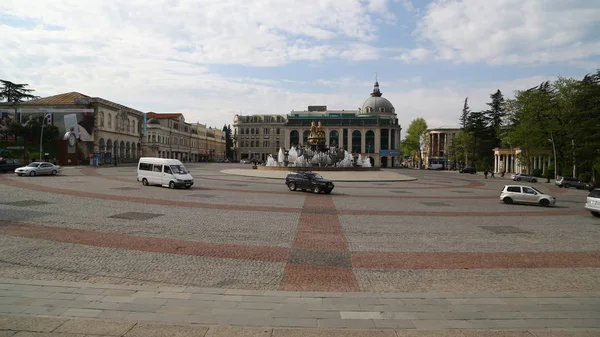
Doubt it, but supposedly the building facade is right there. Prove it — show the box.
[233,82,402,167]
[492,148,551,175]
[143,112,226,162]
[10,92,144,165]
[422,126,461,170]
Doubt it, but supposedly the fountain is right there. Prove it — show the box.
[260,121,379,171]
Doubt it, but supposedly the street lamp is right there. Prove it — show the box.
[40,113,52,161]
[548,132,558,181]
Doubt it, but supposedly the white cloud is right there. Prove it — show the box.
[399,0,600,66]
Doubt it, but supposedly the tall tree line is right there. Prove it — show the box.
[450,70,600,181]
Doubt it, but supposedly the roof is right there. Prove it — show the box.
[146,112,183,119]
[20,92,90,105]
[428,125,462,131]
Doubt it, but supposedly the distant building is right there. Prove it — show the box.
[143,112,225,162]
[233,81,402,167]
[422,125,461,170]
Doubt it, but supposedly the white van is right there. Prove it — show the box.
[137,157,194,189]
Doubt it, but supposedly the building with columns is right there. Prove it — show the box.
[492,148,552,175]
[422,126,461,170]
[233,81,402,167]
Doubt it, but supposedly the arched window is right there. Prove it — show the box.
[107,114,112,128]
[329,130,339,148]
[365,130,375,153]
[99,112,104,127]
[302,130,310,145]
[290,130,299,147]
[352,130,361,153]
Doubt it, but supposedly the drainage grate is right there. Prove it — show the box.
[289,248,352,268]
[478,226,533,234]
[1,200,52,207]
[451,190,472,194]
[226,183,248,187]
[390,190,411,194]
[111,187,141,191]
[421,202,450,207]
[374,183,390,186]
[108,212,164,220]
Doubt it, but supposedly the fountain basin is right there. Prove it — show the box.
[257,166,380,172]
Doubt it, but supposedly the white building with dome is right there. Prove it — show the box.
[233,82,402,167]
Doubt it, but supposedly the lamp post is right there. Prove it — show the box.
[39,113,52,161]
[549,132,558,181]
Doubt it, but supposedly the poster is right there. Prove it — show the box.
[63,114,80,139]
[19,108,94,142]
[0,110,16,141]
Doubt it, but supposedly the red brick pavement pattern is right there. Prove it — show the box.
[279,265,359,291]
[0,221,289,262]
[352,251,600,270]
[279,195,359,291]
[339,209,588,217]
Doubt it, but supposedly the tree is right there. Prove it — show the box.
[459,97,470,129]
[401,118,428,168]
[448,130,474,169]
[484,89,506,148]
[0,80,39,103]
[222,124,233,160]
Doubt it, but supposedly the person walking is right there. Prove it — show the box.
[484,169,489,179]
[490,168,495,179]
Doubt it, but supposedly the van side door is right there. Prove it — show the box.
[163,165,173,185]
[152,164,163,184]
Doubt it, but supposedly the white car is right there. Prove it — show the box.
[14,162,61,176]
[585,188,600,218]
[500,185,556,207]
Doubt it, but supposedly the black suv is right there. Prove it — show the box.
[459,167,477,174]
[555,176,587,189]
[0,158,21,173]
[285,172,334,194]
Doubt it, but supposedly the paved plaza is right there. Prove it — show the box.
[0,164,599,335]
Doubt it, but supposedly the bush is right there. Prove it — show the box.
[531,168,543,177]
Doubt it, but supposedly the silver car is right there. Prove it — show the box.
[511,173,538,183]
[500,185,556,207]
[14,162,61,176]
[585,188,600,218]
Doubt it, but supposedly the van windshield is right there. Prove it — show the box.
[170,165,187,174]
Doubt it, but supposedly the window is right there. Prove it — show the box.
[251,128,254,134]
[276,128,280,135]
[164,166,172,174]
[108,114,112,128]
[523,187,536,194]
[139,163,153,171]
[506,186,520,193]
[241,128,245,134]
[264,128,270,135]
[263,140,269,147]
[153,164,162,172]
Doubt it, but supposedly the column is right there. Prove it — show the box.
[338,128,343,149]
[347,129,352,153]
[361,129,366,153]
[374,129,381,154]
[494,155,498,172]
[284,130,290,149]
[388,129,392,152]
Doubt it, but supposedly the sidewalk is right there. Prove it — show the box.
[1,278,599,335]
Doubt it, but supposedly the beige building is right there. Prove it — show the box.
[233,82,402,167]
[12,92,143,165]
[492,148,551,174]
[143,112,226,162]
[421,126,461,169]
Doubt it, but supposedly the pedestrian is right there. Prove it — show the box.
[490,169,495,179]
[484,169,488,179]
[501,168,505,177]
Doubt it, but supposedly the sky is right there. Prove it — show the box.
[1,0,599,133]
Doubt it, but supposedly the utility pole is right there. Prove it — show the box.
[572,139,576,178]
[39,113,52,161]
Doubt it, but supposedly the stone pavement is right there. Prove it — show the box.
[1,278,599,334]
[220,168,417,182]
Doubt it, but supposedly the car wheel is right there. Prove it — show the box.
[29,171,35,177]
[313,185,320,194]
[288,182,296,191]
[503,197,513,204]
[325,188,332,194]
[17,174,22,176]
[532,179,537,183]
[539,199,550,207]
[185,186,191,189]
[591,211,600,218]
[51,170,57,175]
[516,178,521,181]
[169,181,176,189]
[564,184,570,188]
[142,178,149,186]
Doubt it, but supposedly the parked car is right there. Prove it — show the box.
[555,176,587,189]
[500,185,556,207]
[459,167,477,174]
[585,188,600,218]
[585,182,598,191]
[511,173,538,183]
[285,171,334,194]
[0,158,21,173]
[14,162,61,176]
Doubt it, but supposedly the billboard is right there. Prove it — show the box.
[0,109,16,141]
[19,108,94,142]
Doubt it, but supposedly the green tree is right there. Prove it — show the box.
[401,117,428,168]
[0,80,39,102]
[459,97,470,129]
[449,130,474,168]
[222,124,234,160]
